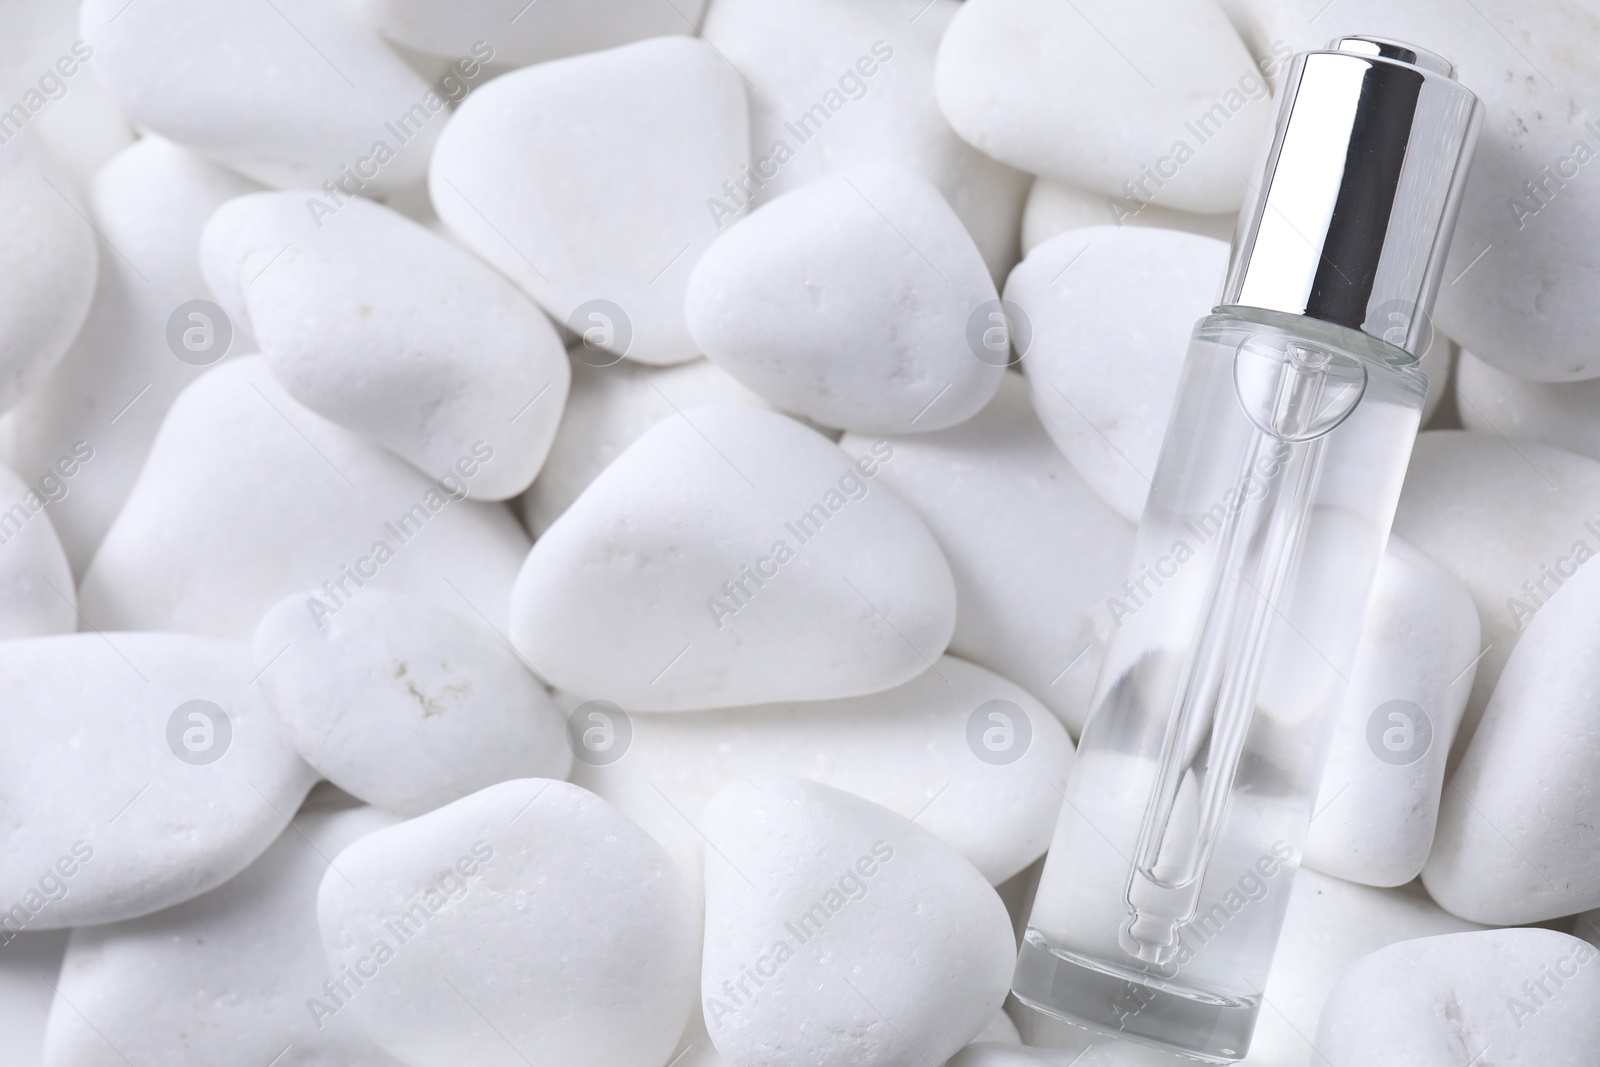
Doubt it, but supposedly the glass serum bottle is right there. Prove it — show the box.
[1013,37,1481,1063]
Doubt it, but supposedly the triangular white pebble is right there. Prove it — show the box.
[78,357,530,638]
[510,405,956,710]
[255,589,571,816]
[201,192,570,499]
[430,36,748,365]
[686,167,1003,434]
[316,779,699,1067]
[0,633,317,926]
[700,775,1014,1067]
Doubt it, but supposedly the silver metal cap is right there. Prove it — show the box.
[1221,35,1482,355]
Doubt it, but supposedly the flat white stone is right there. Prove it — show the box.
[511,405,956,710]
[1424,553,1600,923]
[430,36,748,365]
[81,0,441,193]
[1006,225,1231,522]
[569,655,1074,891]
[0,632,317,927]
[42,789,402,1067]
[0,136,260,573]
[935,0,1271,214]
[255,589,571,816]
[1391,430,1600,753]
[1314,929,1600,1066]
[1021,177,1235,255]
[686,167,1003,434]
[201,191,570,499]
[0,459,76,638]
[1304,536,1481,887]
[699,0,1029,280]
[1456,346,1600,460]
[701,775,1015,1067]
[317,778,699,1067]
[518,353,770,537]
[78,357,530,639]
[841,376,1135,733]
[355,0,708,66]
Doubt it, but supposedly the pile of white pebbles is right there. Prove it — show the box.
[2,1,1600,1065]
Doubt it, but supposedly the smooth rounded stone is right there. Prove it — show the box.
[0,142,96,415]
[317,778,699,1067]
[686,167,1004,434]
[699,0,1029,280]
[431,37,747,366]
[81,0,440,194]
[254,589,571,816]
[700,775,1014,1067]
[201,192,570,500]
[0,930,67,1067]
[840,376,1135,733]
[935,0,1270,214]
[1304,537,1480,888]
[0,137,260,574]
[1006,225,1231,522]
[512,405,956,710]
[1423,554,1600,924]
[570,655,1074,891]
[357,0,707,66]
[1456,347,1600,460]
[0,460,76,638]
[1021,177,1235,255]
[519,354,770,537]
[79,357,530,639]
[0,632,317,927]
[1314,929,1600,1066]
[1392,431,1600,752]
[1226,0,1600,382]
[42,789,402,1067]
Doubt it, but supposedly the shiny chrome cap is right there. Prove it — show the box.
[1221,35,1482,356]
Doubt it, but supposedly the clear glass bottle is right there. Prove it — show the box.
[1013,37,1481,1063]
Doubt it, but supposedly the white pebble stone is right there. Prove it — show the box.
[42,790,402,1067]
[1304,536,1480,888]
[686,167,1003,434]
[935,0,1270,214]
[1006,225,1231,522]
[841,376,1135,733]
[511,405,955,710]
[78,357,530,638]
[317,778,699,1067]
[430,36,747,365]
[519,353,770,537]
[255,589,571,817]
[0,141,96,415]
[1424,553,1600,924]
[0,460,76,638]
[82,0,441,193]
[200,191,570,499]
[699,0,1029,280]
[1021,177,1235,255]
[0,930,66,1067]
[570,655,1073,891]
[0,632,317,927]
[1314,929,1600,1066]
[0,137,260,573]
[1392,430,1600,751]
[358,0,706,65]
[1418,334,1452,427]
[1455,346,1600,460]
[700,775,1014,1067]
